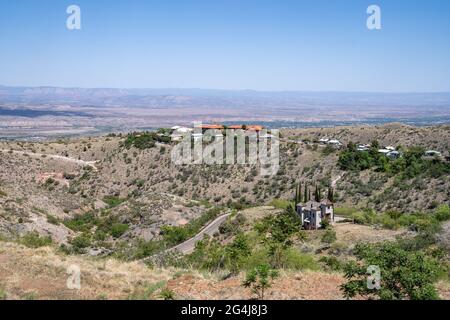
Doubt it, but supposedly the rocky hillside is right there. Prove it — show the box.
[0,124,449,248]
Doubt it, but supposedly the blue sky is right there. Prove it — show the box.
[0,0,449,92]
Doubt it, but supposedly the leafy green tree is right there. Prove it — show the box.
[224,233,251,274]
[256,206,301,248]
[254,205,302,267]
[341,242,444,300]
[187,237,227,271]
[370,140,380,150]
[242,264,279,300]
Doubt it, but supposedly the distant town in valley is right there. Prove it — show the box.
[1,86,449,140]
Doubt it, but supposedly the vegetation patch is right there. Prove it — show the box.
[103,196,126,208]
[161,207,224,246]
[123,131,170,150]
[338,142,449,180]
[20,232,52,248]
[341,240,447,300]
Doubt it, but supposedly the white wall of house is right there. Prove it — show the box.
[297,203,334,230]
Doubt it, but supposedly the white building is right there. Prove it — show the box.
[170,126,193,142]
[296,200,334,230]
[357,144,370,151]
[425,150,442,157]
[387,150,402,159]
[378,149,391,155]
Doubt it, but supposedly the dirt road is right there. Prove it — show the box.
[0,149,98,170]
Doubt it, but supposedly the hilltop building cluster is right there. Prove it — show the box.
[169,124,266,142]
[318,137,447,161]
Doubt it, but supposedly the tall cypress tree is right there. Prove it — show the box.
[297,183,302,203]
[315,185,322,202]
[328,187,334,202]
[294,182,303,204]
[294,184,298,203]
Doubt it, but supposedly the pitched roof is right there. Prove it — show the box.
[298,201,322,210]
[297,199,333,209]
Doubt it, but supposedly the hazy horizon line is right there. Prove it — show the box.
[2,84,450,95]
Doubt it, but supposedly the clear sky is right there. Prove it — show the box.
[0,0,449,92]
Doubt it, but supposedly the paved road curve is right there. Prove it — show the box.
[169,212,231,255]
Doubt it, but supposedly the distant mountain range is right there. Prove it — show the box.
[1,85,450,108]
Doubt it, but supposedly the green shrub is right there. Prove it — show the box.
[321,229,337,244]
[322,145,336,156]
[94,229,107,241]
[110,223,129,238]
[378,214,400,230]
[334,207,359,218]
[63,212,97,232]
[242,264,279,300]
[338,143,450,179]
[269,199,292,210]
[128,281,167,300]
[103,196,125,208]
[70,234,92,253]
[130,240,165,260]
[319,256,343,271]
[223,233,251,273]
[46,214,60,225]
[243,248,270,271]
[161,207,224,246]
[0,288,6,300]
[280,248,318,270]
[159,288,175,300]
[435,204,450,222]
[341,241,445,300]
[161,225,190,246]
[20,232,52,248]
[320,219,330,229]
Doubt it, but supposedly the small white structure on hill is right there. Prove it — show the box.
[327,139,341,146]
[425,150,442,157]
[387,150,401,160]
[296,200,334,230]
[357,144,370,151]
[378,148,391,155]
[170,126,193,142]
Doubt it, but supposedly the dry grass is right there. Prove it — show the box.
[0,241,175,300]
[166,270,346,300]
[333,223,406,244]
[0,240,347,300]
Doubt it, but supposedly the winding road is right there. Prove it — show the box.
[0,149,98,170]
[331,175,342,188]
[168,212,231,255]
